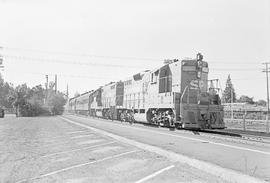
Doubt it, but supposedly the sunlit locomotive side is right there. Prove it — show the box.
[89,88,102,117]
[68,97,77,113]
[120,71,149,123]
[118,53,224,128]
[100,81,124,120]
[118,65,181,126]
[144,59,181,127]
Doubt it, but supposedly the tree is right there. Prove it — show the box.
[11,84,40,116]
[27,85,47,116]
[0,74,66,116]
[46,91,66,115]
[237,95,255,104]
[74,91,80,97]
[0,74,14,108]
[257,99,267,106]
[222,75,236,103]
[11,84,47,116]
[12,84,31,116]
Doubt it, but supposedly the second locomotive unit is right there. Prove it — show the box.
[69,53,225,129]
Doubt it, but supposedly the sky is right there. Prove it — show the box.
[0,0,269,100]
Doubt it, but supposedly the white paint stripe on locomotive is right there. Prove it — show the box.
[135,165,175,183]
[70,115,270,156]
[41,141,116,158]
[60,116,267,183]
[15,150,139,183]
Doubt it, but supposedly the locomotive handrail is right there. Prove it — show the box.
[180,85,190,105]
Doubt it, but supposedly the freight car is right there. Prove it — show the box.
[69,53,225,129]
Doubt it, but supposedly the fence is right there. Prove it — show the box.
[224,118,269,133]
[3,108,16,114]
[223,103,269,133]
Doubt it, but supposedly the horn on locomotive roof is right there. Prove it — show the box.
[196,53,203,61]
[163,59,179,65]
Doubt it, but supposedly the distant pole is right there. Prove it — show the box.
[262,63,270,133]
[45,75,48,103]
[0,55,3,70]
[45,75,48,90]
[55,74,57,93]
[243,106,246,131]
[67,84,69,98]
[231,87,233,120]
[0,47,4,72]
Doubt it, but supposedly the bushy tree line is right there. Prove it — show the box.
[0,74,67,116]
[0,75,14,109]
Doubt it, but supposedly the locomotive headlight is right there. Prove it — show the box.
[197,71,202,78]
[202,67,209,73]
[197,61,203,68]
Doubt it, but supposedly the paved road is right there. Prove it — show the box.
[62,114,270,182]
[0,116,228,183]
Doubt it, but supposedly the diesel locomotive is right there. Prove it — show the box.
[68,53,225,129]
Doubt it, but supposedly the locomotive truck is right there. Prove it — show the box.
[68,53,225,129]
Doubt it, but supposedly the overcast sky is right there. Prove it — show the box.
[0,0,269,100]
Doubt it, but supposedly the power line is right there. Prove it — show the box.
[7,71,119,80]
[1,46,161,62]
[1,46,264,65]
[5,70,265,82]
[2,54,263,71]
[3,55,147,69]
[211,68,261,71]
[232,77,265,81]
[210,62,260,65]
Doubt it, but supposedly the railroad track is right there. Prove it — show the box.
[196,129,270,143]
[70,113,270,144]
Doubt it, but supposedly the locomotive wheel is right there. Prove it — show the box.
[175,123,181,129]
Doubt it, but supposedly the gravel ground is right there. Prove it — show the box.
[0,116,229,183]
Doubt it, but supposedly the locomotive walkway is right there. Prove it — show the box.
[0,115,269,182]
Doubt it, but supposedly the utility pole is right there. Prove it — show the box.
[45,75,48,104]
[45,75,48,91]
[55,74,57,93]
[66,84,69,98]
[0,55,3,69]
[262,63,270,134]
[0,47,4,72]
[231,87,233,120]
